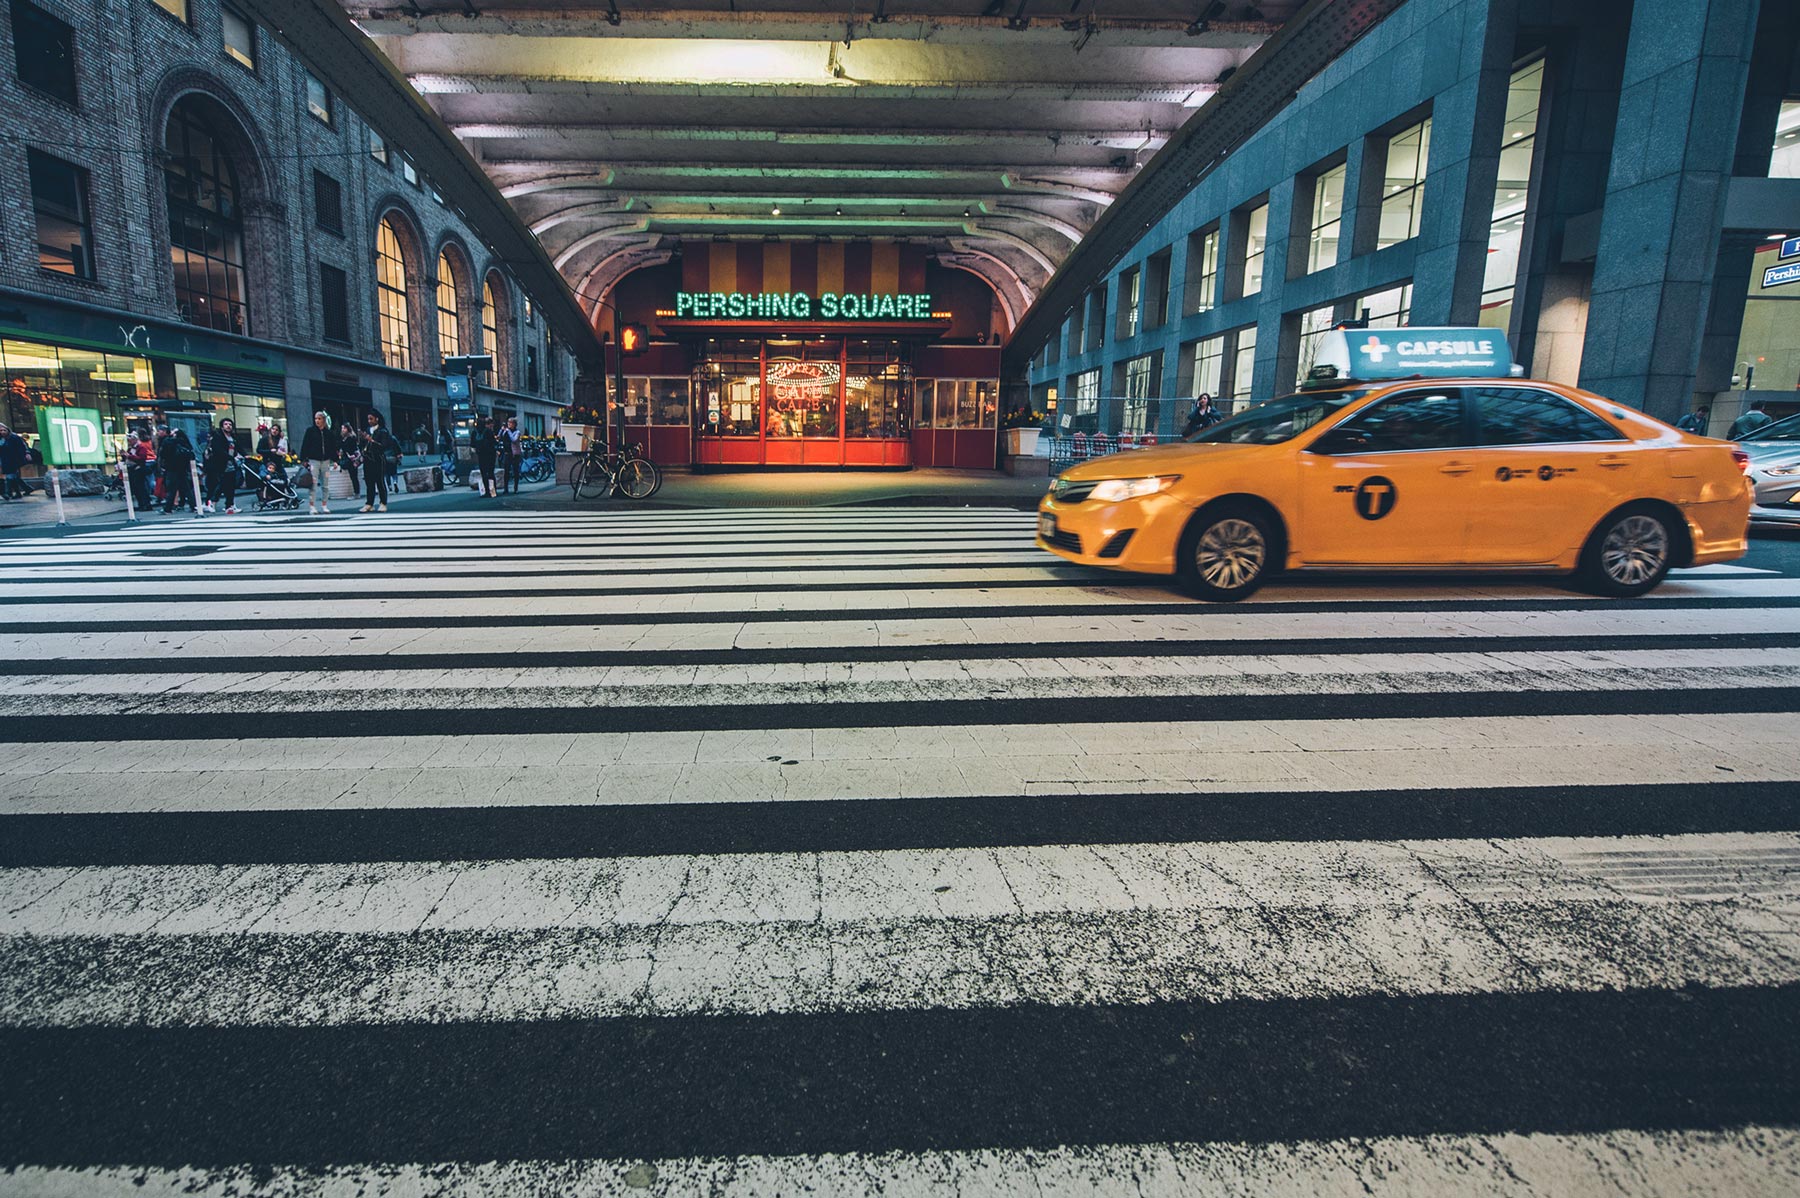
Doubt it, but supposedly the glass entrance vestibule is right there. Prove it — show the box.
[693,337,914,467]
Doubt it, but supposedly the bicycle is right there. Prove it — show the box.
[571,441,662,501]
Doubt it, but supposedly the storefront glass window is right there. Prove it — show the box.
[1734,238,1800,396]
[914,380,935,429]
[846,344,908,438]
[1,339,156,455]
[766,339,841,437]
[698,340,760,436]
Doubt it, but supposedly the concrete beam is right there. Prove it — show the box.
[484,162,1135,182]
[453,124,1172,151]
[411,74,1222,105]
[350,9,1277,50]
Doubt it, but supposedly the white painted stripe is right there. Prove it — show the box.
[2,834,1797,1026]
[3,654,1795,715]
[10,1128,1796,1198]
[6,713,1798,811]
[11,603,1800,661]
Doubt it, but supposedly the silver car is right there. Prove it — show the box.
[1739,412,1800,527]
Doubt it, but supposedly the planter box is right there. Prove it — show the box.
[403,466,443,493]
[1005,428,1042,456]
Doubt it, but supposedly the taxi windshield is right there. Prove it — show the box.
[1185,388,1374,446]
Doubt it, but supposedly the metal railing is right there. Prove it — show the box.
[1039,395,1239,468]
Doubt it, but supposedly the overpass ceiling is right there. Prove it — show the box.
[342,2,1302,319]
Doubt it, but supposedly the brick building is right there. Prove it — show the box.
[1,0,575,455]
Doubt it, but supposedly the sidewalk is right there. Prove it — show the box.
[506,467,1049,511]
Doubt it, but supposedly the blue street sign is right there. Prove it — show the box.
[445,374,471,400]
[1780,236,1800,261]
[1763,261,1800,289]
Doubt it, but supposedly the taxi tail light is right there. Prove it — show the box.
[1731,449,1751,474]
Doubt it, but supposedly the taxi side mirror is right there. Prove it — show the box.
[1311,428,1371,455]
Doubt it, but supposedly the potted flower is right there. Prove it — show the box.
[1002,406,1045,456]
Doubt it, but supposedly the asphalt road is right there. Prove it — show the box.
[1,507,1797,1196]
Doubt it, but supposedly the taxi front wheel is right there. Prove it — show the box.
[1578,503,1676,597]
[1177,504,1276,602]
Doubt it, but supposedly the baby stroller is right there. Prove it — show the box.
[249,456,301,511]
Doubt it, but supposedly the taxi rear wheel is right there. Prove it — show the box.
[1177,505,1275,601]
[1579,503,1676,597]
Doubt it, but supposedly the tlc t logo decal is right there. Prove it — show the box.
[1354,475,1397,520]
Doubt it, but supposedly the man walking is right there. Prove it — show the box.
[1729,401,1774,440]
[502,416,525,493]
[0,424,26,501]
[159,426,197,514]
[299,410,339,514]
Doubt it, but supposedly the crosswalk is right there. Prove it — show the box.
[2,506,1798,1196]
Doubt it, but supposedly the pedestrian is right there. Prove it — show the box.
[502,416,525,494]
[472,415,498,498]
[1676,405,1710,434]
[0,423,25,500]
[1728,401,1773,440]
[125,428,156,508]
[338,422,361,494]
[159,427,197,514]
[256,423,288,487]
[203,418,240,515]
[360,411,400,512]
[436,425,453,456]
[299,410,339,515]
[413,423,431,457]
[1183,393,1223,438]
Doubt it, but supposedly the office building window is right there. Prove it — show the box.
[400,156,419,187]
[1306,162,1346,274]
[312,170,342,235]
[1191,335,1224,399]
[319,263,350,344]
[526,342,540,392]
[436,251,462,359]
[1229,326,1256,405]
[12,1,76,105]
[1073,368,1100,400]
[481,277,500,353]
[1084,288,1105,354]
[1119,267,1141,339]
[165,99,249,334]
[1482,58,1545,334]
[1144,249,1172,328]
[1358,282,1413,328]
[1295,304,1337,388]
[523,294,535,326]
[1186,226,1219,314]
[1242,203,1269,297]
[370,128,389,167]
[1121,353,1157,433]
[221,4,255,71]
[305,71,332,125]
[376,217,411,370]
[429,182,444,206]
[151,0,188,22]
[27,150,93,279]
[1378,117,1431,248]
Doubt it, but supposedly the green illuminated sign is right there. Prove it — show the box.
[36,406,108,466]
[674,291,935,320]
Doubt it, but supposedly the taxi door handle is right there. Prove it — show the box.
[1598,455,1629,469]
[1438,461,1473,475]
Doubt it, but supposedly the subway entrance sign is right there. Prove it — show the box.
[36,406,108,466]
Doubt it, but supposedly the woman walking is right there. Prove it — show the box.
[203,418,240,515]
[338,422,361,495]
[471,416,499,498]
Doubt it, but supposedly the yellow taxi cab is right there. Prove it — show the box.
[1037,328,1752,601]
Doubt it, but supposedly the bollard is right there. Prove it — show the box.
[49,466,67,526]
[190,460,206,518]
[118,459,138,524]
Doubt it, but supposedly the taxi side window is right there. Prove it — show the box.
[1475,387,1622,445]
[1323,389,1465,453]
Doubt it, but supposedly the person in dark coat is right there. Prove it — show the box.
[299,411,340,515]
[125,428,156,508]
[337,422,361,494]
[0,424,26,500]
[1183,393,1223,438]
[471,416,499,498]
[359,411,401,512]
[203,418,239,514]
[159,427,197,513]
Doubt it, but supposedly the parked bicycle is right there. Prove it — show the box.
[571,440,661,501]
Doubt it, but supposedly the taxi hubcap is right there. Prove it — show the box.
[1601,514,1668,586]
[1196,518,1266,589]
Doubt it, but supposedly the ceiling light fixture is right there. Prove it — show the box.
[771,205,782,216]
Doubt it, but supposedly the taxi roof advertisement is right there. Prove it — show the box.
[1317,327,1515,381]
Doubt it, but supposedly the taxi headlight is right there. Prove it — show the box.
[1765,463,1800,477]
[1088,475,1181,502]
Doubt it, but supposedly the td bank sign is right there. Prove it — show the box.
[673,291,936,320]
[36,406,108,466]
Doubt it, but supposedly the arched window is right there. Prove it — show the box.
[481,272,508,388]
[376,217,410,370]
[165,98,249,335]
[436,250,461,359]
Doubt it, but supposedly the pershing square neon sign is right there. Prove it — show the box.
[674,291,935,320]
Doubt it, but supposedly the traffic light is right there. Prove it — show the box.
[619,323,648,355]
